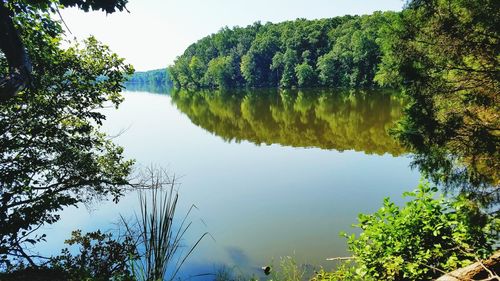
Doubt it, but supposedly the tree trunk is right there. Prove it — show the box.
[0,2,32,101]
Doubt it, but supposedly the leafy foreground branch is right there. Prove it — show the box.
[0,35,134,268]
[0,0,137,271]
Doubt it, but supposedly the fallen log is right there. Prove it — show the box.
[436,251,500,281]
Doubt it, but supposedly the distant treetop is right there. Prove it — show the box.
[168,12,398,90]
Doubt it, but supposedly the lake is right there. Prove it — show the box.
[39,88,420,279]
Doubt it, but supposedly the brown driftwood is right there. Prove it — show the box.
[436,251,500,281]
[326,256,354,261]
[0,2,32,101]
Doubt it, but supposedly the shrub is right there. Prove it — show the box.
[342,182,498,280]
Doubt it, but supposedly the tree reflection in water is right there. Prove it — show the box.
[171,88,406,156]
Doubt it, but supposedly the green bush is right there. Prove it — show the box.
[341,182,498,280]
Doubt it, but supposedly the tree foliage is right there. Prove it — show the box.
[204,56,236,88]
[0,0,133,267]
[379,0,500,198]
[0,0,129,99]
[126,69,171,86]
[125,68,172,93]
[341,182,498,281]
[47,230,137,281]
[169,13,398,89]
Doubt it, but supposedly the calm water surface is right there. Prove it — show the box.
[40,89,420,279]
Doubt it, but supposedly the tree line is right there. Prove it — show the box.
[125,69,172,87]
[124,69,172,93]
[168,12,398,89]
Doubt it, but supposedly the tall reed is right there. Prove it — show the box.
[122,167,208,281]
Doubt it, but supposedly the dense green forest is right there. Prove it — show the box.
[126,69,172,88]
[168,12,397,89]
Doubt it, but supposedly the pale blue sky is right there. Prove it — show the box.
[61,0,404,71]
